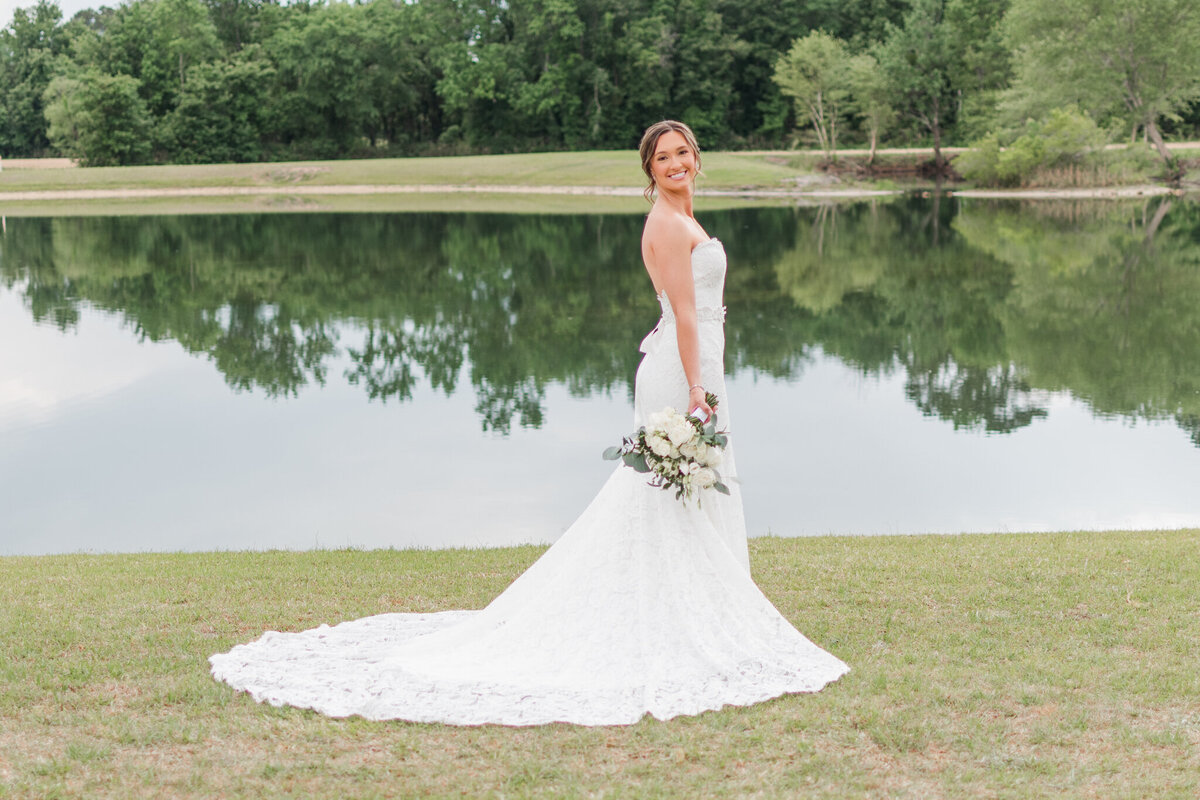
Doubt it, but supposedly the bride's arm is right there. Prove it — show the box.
[649,223,713,419]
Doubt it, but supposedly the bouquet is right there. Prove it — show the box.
[603,391,731,504]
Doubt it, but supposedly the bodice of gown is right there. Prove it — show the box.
[655,238,727,326]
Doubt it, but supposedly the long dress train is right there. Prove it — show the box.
[209,238,849,726]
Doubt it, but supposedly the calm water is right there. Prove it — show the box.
[3,196,1200,555]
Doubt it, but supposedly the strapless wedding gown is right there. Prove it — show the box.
[210,238,849,725]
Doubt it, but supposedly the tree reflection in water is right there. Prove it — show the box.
[1,196,1198,443]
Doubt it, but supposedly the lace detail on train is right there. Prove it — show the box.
[209,237,849,726]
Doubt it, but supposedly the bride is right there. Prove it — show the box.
[210,121,849,726]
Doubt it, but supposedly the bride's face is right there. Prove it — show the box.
[651,131,697,193]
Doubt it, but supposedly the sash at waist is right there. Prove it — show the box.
[638,306,726,355]
[660,305,727,325]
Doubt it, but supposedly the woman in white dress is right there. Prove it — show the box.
[210,120,849,726]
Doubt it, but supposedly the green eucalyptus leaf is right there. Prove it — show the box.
[625,452,650,473]
[602,446,623,460]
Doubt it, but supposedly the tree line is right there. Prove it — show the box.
[2,0,1199,167]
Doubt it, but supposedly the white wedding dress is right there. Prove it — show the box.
[210,238,849,725]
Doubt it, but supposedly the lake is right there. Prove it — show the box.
[3,195,1200,555]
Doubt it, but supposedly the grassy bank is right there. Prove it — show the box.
[0,190,813,218]
[2,530,1198,799]
[0,151,826,194]
[2,147,1190,218]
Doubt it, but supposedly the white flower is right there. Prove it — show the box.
[679,441,698,459]
[666,419,696,447]
[687,462,702,475]
[695,467,717,488]
[648,435,672,458]
[648,410,669,429]
[702,446,722,468]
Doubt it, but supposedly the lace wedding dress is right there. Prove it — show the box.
[210,238,849,725]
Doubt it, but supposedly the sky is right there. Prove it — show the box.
[2,0,99,30]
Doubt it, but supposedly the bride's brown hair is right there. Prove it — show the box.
[638,120,702,204]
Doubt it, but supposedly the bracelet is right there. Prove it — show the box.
[689,384,704,392]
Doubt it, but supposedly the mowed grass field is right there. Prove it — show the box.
[0,190,810,218]
[0,151,818,194]
[1,530,1197,799]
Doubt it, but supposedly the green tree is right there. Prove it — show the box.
[846,53,895,163]
[167,45,274,163]
[1004,0,1200,165]
[41,73,83,154]
[266,3,378,157]
[773,31,851,158]
[202,0,269,51]
[875,0,958,170]
[43,70,152,165]
[150,0,223,91]
[0,0,66,156]
[944,0,1011,142]
[716,0,910,144]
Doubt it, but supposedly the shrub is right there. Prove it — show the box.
[959,107,1111,187]
[954,133,1002,184]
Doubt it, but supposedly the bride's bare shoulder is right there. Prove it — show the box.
[641,211,692,259]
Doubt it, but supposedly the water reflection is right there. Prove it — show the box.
[1,196,1199,446]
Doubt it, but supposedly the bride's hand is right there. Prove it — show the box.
[688,385,713,421]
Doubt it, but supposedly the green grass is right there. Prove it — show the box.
[0,151,822,194]
[0,190,809,218]
[2,530,1198,798]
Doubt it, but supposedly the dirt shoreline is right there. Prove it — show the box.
[0,183,1178,203]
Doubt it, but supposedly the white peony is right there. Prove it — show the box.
[648,410,669,429]
[695,467,717,488]
[648,435,673,458]
[679,441,698,459]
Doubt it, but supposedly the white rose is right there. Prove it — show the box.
[648,435,673,458]
[679,441,698,459]
[666,419,695,447]
[702,446,722,468]
[688,462,702,475]
[649,411,669,429]
[695,467,717,488]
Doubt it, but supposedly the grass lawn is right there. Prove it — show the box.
[1,530,1197,799]
[0,151,827,194]
[0,190,810,218]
